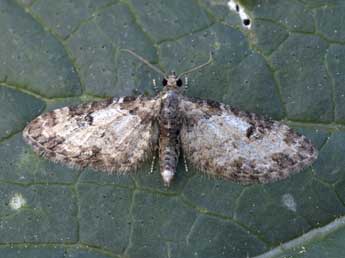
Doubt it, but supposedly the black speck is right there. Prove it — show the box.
[243,19,251,26]
[85,114,93,125]
[129,107,138,115]
[246,125,255,138]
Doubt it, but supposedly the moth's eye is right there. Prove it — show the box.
[176,79,183,87]
[162,79,168,86]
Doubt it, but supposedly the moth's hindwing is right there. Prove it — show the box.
[23,96,160,172]
[179,97,318,184]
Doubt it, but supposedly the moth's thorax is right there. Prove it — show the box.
[162,85,182,92]
[158,90,182,186]
[160,89,180,100]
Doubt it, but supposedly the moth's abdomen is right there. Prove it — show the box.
[159,91,181,186]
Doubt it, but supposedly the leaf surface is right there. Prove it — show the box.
[1,0,345,257]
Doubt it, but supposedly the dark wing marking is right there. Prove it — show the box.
[23,96,161,173]
[179,96,318,184]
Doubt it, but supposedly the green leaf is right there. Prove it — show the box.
[254,217,345,258]
[0,0,344,257]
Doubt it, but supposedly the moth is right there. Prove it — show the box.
[23,49,318,187]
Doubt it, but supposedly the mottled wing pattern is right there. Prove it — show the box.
[23,96,160,173]
[179,97,318,184]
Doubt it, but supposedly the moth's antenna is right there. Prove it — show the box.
[178,52,213,78]
[121,49,166,77]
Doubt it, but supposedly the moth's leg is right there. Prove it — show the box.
[152,79,158,93]
[150,152,157,174]
[183,77,189,93]
[183,151,189,173]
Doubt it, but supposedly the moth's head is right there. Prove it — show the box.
[121,49,213,92]
[162,72,183,90]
